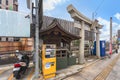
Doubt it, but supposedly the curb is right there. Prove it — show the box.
[31,59,100,80]
[50,59,100,80]
[84,59,100,68]
[61,59,100,80]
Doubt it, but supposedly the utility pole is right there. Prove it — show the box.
[92,12,97,21]
[38,0,43,75]
[92,12,94,21]
[26,0,43,78]
[35,0,39,78]
[109,17,112,55]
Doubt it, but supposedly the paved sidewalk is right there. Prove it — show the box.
[106,56,120,80]
[0,50,117,80]
[63,51,120,80]
[49,57,99,80]
[33,50,117,80]
[31,56,100,80]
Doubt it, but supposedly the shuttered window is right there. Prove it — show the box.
[0,0,1,4]
[6,0,8,5]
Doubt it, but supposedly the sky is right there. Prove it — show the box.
[18,0,120,41]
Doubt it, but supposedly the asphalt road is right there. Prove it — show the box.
[0,67,33,80]
[0,69,12,80]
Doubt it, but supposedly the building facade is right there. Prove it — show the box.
[117,30,120,44]
[0,0,18,11]
[118,30,120,38]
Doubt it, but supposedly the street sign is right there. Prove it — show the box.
[0,9,30,37]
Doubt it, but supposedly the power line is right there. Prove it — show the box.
[92,0,105,20]
[95,0,105,13]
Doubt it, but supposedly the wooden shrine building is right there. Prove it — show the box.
[39,16,81,69]
[40,16,80,50]
[31,15,97,69]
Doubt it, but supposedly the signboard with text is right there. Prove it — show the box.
[0,9,30,37]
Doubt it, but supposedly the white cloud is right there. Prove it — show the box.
[97,17,120,41]
[114,13,120,20]
[43,0,68,12]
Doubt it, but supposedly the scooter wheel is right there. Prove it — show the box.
[16,74,21,79]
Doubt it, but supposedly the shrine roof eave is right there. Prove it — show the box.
[40,19,81,40]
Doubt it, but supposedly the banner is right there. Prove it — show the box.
[0,9,30,37]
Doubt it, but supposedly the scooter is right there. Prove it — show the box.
[13,54,29,79]
[13,61,27,79]
[13,62,22,79]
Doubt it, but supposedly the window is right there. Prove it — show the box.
[6,0,8,5]
[6,38,8,41]
[13,4,18,11]
[14,37,20,41]
[6,7,8,10]
[13,0,17,3]
[13,0,15,3]
[0,0,2,4]
[61,42,63,47]
[8,37,14,41]
[1,37,6,41]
